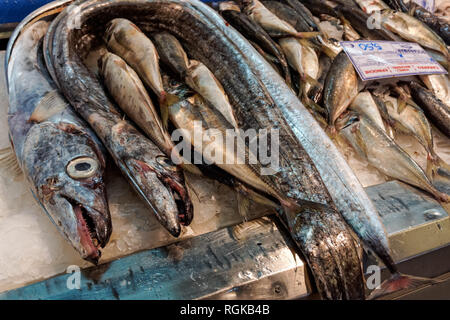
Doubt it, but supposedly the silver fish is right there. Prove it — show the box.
[185,60,239,128]
[104,18,167,101]
[7,20,111,264]
[342,115,449,202]
[381,10,449,58]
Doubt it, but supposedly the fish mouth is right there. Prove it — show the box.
[124,158,193,237]
[62,196,111,264]
[162,171,194,227]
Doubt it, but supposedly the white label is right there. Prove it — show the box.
[341,41,447,81]
[412,0,435,12]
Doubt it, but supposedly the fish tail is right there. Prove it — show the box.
[427,153,450,181]
[368,272,442,300]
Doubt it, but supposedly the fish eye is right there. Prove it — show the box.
[156,156,178,171]
[66,157,100,179]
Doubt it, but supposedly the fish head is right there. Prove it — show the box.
[111,121,193,237]
[104,18,140,45]
[23,122,110,264]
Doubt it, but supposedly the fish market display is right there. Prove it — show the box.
[7,21,111,264]
[44,0,369,299]
[4,0,450,301]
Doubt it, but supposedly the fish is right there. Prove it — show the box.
[420,74,450,108]
[323,51,359,132]
[164,76,365,300]
[383,95,446,179]
[384,0,410,12]
[425,48,449,70]
[49,0,425,299]
[185,60,239,128]
[380,10,449,58]
[336,6,401,41]
[196,0,440,296]
[281,0,320,31]
[350,92,388,133]
[409,81,450,138]
[150,33,239,129]
[372,93,396,139]
[308,54,332,104]
[98,51,174,158]
[47,3,194,237]
[278,37,319,99]
[239,0,319,38]
[219,2,292,85]
[262,1,313,33]
[342,115,449,202]
[168,93,283,201]
[354,0,389,14]
[104,18,167,102]
[340,15,362,41]
[299,0,341,18]
[151,31,191,80]
[260,1,338,58]
[409,3,450,45]
[7,20,111,264]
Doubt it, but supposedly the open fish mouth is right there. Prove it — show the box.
[62,195,111,264]
[124,158,193,237]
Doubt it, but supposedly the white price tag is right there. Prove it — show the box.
[341,41,447,81]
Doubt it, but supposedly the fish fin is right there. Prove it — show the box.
[234,181,279,212]
[397,97,407,114]
[368,273,442,300]
[29,90,68,123]
[160,93,179,129]
[0,147,22,177]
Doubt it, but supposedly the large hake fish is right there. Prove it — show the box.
[192,0,439,296]
[47,3,193,237]
[7,20,111,264]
